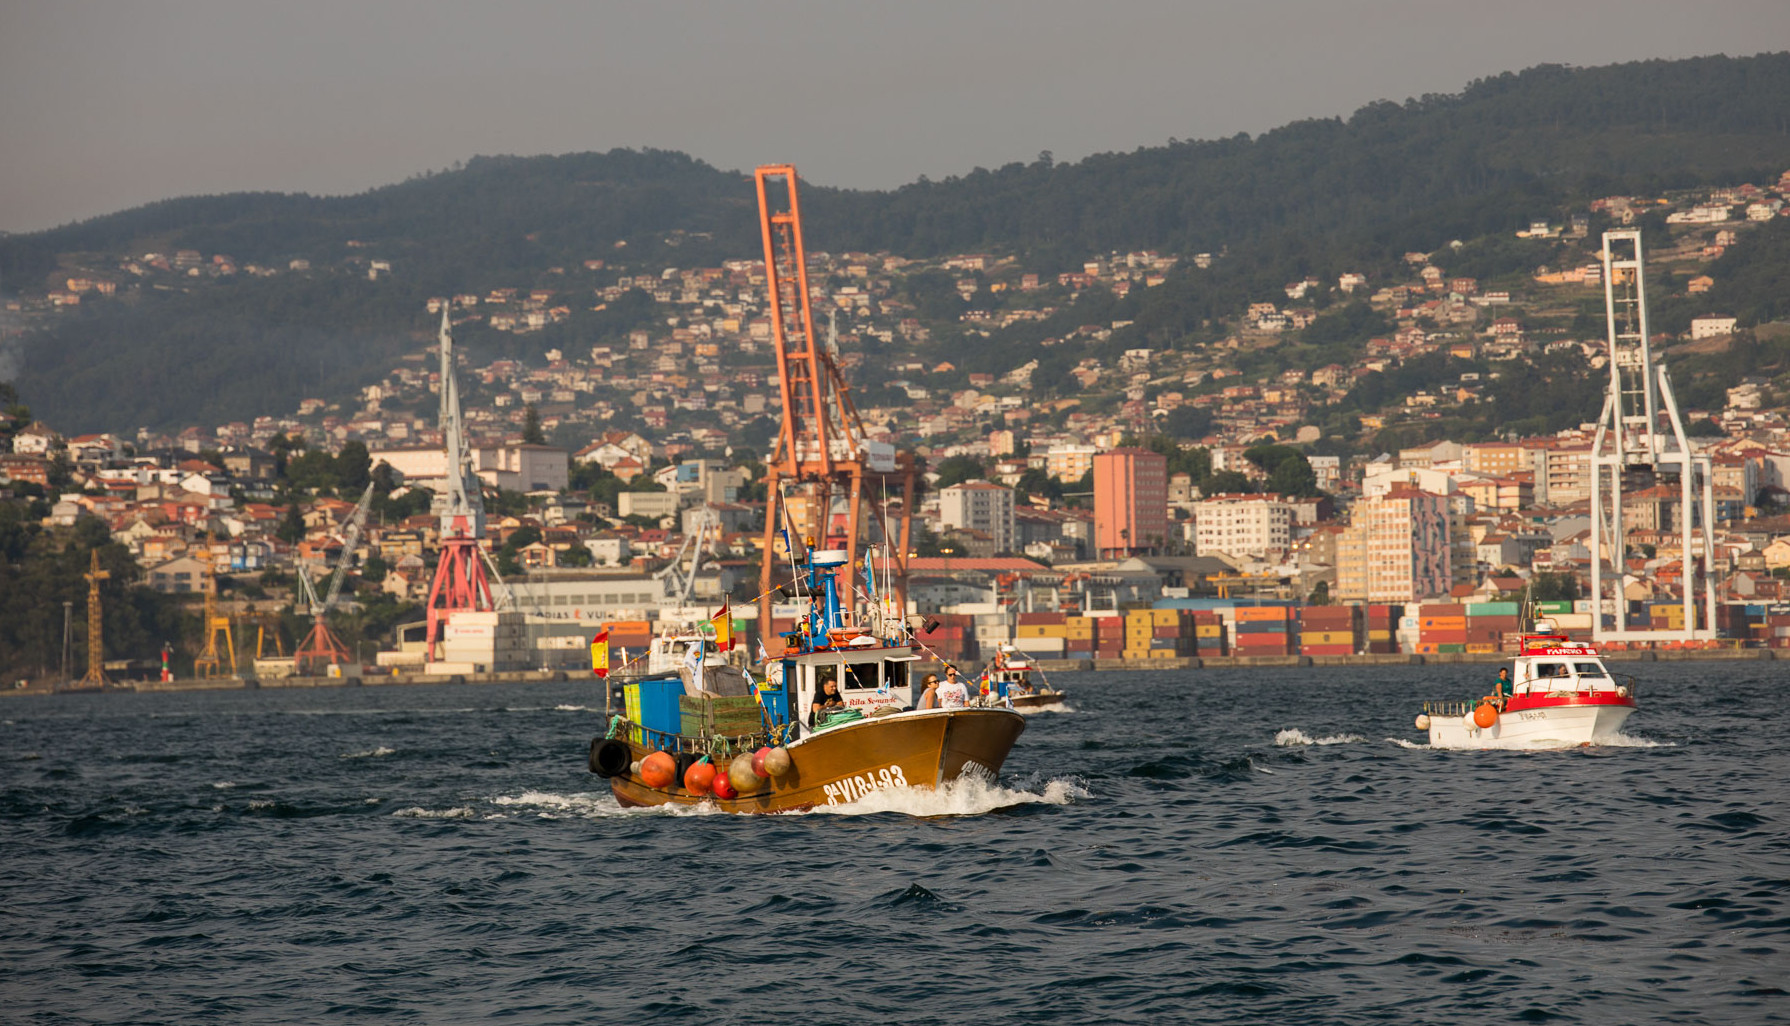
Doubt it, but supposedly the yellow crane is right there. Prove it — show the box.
[193,567,237,679]
[74,550,111,688]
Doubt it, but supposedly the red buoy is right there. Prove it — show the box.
[711,771,739,800]
[683,760,716,795]
[751,746,772,779]
[640,750,677,789]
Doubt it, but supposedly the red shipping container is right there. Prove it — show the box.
[1420,629,1469,644]
[1301,644,1354,656]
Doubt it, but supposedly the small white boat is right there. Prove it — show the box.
[977,647,1068,712]
[1416,622,1637,748]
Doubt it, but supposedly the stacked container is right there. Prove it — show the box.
[1415,603,1467,654]
[1297,605,1358,656]
[926,613,977,663]
[1093,614,1124,661]
[1189,610,1225,656]
[1363,604,1400,654]
[1065,616,1095,658]
[1232,606,1294,656]
[1014,612,1069,659]
[1648,602,1686,633]
[1465,601,1520,654]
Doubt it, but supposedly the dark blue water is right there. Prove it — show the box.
[4,664,1787,1025]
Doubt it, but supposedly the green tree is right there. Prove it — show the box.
[276,503,305,544]
[522,404,546,445]
[932,455,986,489]
[336,441,372,492]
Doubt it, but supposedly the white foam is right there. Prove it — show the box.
[1275,728,1367,747]
[811,775,1088,818]
[1393,732,1675,751]
[391,805,479,819]
[554,704,601,713]
[1017,702,1076,715]
[212,781,235,790]
[1594,732,1674,748]
[340,747,395,759]
[490,789,719,818]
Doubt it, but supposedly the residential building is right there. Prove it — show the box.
[1093,448,1168,559]
[1044,444,1099,482]
[1193,493,1292,560]
[938,480,1017,554]
[1351,485,1451,602]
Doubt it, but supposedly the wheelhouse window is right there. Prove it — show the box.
[1534,662,1567,678]
[1573,662,1605,676]
[843,661,879,691]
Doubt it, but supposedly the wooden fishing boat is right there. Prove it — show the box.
[587,549,1026,812]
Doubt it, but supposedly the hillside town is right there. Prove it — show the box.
[6,173,1790,678]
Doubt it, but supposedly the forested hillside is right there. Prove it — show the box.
[4,53,1790,432]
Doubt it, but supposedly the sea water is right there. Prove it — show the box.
[3,664,1785,1024]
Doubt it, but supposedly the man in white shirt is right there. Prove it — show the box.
[936,665,969,709]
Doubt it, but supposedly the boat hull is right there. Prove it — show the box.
[606,707,1026,813]
[1010,691,1068,712]
[1428,699,1635,748]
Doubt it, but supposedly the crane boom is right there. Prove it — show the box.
[322,483,376,613]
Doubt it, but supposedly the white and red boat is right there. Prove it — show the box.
[1415,622,1638,748]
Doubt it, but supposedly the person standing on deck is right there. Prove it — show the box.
[685,639,705,692]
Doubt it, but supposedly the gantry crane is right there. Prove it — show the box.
[422,307,508,661]
[193,564,238,679]
[1589,230,1715,640]
[753,165,918,639]
[294,482,375,674]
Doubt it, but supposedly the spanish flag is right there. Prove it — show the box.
[711,600,733,650]
[590,629,610,678]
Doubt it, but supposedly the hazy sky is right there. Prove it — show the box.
[3,1,1788,233]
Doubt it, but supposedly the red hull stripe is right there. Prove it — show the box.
[1506,693,1636,712]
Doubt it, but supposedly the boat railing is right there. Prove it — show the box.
[1422,700,1476,718]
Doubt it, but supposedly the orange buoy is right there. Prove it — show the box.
[639,750,677,789]
[711,771,738,800]
[683,759,716,795]
[1473,703,1498,729]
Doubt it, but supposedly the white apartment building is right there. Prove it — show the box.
[938,480,1017,553]
[1044,444,1099,482]
[1194,493,1292,560]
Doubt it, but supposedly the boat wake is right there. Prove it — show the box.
[436,777,1091,822]
[813,774,1088,818]
[340,746,395,759]
[1393,732,1674,752]
[1017,702,1076,715]
[1275,728,1367,747]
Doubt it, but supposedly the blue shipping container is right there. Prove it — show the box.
[635,676,686,735]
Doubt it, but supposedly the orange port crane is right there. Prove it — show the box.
[754,165,917,639]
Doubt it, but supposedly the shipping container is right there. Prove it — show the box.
[1300,644,1354,657]
[1300,630,1355,646]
